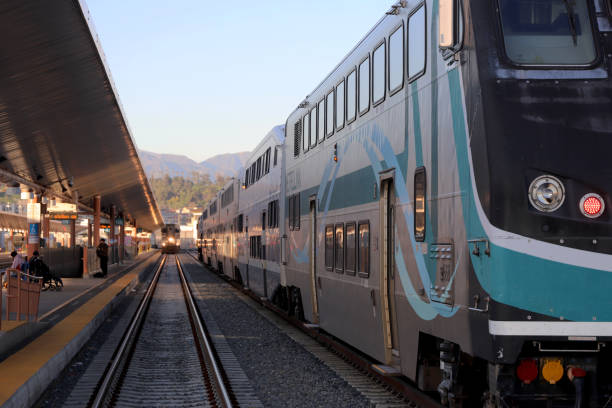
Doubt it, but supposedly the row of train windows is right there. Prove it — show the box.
[325,221,370,278]
[249,236,264,259]
[245,147,271,188]
[245,146,279,189]
[234,199,279,234]
[295,4,426,156]
[210,200,217,215]
[221,186,234,208]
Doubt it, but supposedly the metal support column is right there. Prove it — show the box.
[110,205,116,264]
[70,219,76,248]
[93,195,101,247]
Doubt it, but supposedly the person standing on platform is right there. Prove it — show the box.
[95,238,109,278]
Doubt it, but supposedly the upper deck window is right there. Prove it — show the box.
[498,0,596,66]
[372,42,386,104]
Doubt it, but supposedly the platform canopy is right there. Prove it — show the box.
[0,1,162,231]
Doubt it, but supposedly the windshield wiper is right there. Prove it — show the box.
[563,0,578,45]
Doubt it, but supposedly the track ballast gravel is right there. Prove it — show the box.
[180,254,370,408]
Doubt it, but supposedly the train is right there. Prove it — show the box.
[161,223,180,254]
[198,1,612,406]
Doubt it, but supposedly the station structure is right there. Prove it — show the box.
[0,3,166,406]
[0,0,162,274]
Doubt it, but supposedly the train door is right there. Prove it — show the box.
[380,173,400,366]
[309,196,319,323]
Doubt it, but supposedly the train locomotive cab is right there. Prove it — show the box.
[466,0,612,405]
[161,224,180,254]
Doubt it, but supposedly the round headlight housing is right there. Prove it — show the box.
[528,175,565,212]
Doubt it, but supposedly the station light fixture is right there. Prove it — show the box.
[580,193,605,218]
[528,175,565,212]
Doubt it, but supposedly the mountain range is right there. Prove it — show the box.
[139,149,250,179]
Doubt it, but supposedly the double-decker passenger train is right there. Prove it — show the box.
[198,1,612,405]
[161,223,180,254]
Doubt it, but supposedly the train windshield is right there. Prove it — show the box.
[498,0,596,65]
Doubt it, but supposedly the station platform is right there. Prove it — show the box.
[0,250,160,408]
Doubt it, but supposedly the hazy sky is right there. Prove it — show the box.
[86,1,395,162]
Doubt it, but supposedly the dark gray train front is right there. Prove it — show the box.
[464,0,612,404]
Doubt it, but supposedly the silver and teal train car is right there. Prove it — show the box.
[215,177,241,279]
[201,197,220,267]
[235,126,284,298]
[281,0,612,405]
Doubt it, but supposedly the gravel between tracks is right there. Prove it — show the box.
[180,254,370,408]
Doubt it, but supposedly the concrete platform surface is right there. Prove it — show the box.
[0,250,159,408]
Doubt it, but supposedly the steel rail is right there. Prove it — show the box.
[184,249,440,408]
[175,255,233,408]
[90,254,167,408]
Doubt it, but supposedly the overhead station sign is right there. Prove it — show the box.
[48,202,78,220]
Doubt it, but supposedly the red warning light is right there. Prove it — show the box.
[516,359,538,384]
[580,193,605,218]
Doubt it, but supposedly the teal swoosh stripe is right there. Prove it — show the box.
[447,67,612,322]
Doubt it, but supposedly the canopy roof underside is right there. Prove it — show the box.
[0,1,161,231]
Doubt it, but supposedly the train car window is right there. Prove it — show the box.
[334,223,344,273]
[245,169,249,188]
[289,194,300,230]
[303,113,310,152]
[238,214,243,232]
[326,91,334,138]
[317,100,325,141]
[325,225,334,270]
[346,70,356,123]
[293,120,301,158]
[256,156,262,180]
[358,222,370,278]
[262,211,266,231]
[408,5,426,80]
[345,222,356,275]
[372,42,386,105]
[439,0,456,48]
[273,146,278,166]
[266,148,271,174]
[288,196,294,230]
[335,79,345,131]
[358,56,370,115]
[294,193,301,230]
[498,0,596,65]
[251,163,256,185]
[607,0,612,17]
[310,107,317,148]
[414,167,426,241]
[389,24,404,93]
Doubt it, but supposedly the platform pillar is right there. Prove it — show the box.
[87,220,93,247]
[93,195,101,247]
[110,205,116,264]
[26,195,40,258]
[119,221,125,263]
[70,219,76,248]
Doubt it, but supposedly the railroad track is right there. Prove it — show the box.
[185,250,440,408]
[90,254,233,408]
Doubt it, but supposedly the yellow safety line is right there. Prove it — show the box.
[0,271,138,405]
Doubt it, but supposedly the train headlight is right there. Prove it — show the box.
[528,175,565,212]
[169,238,175,243]
[580,193,605,218]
